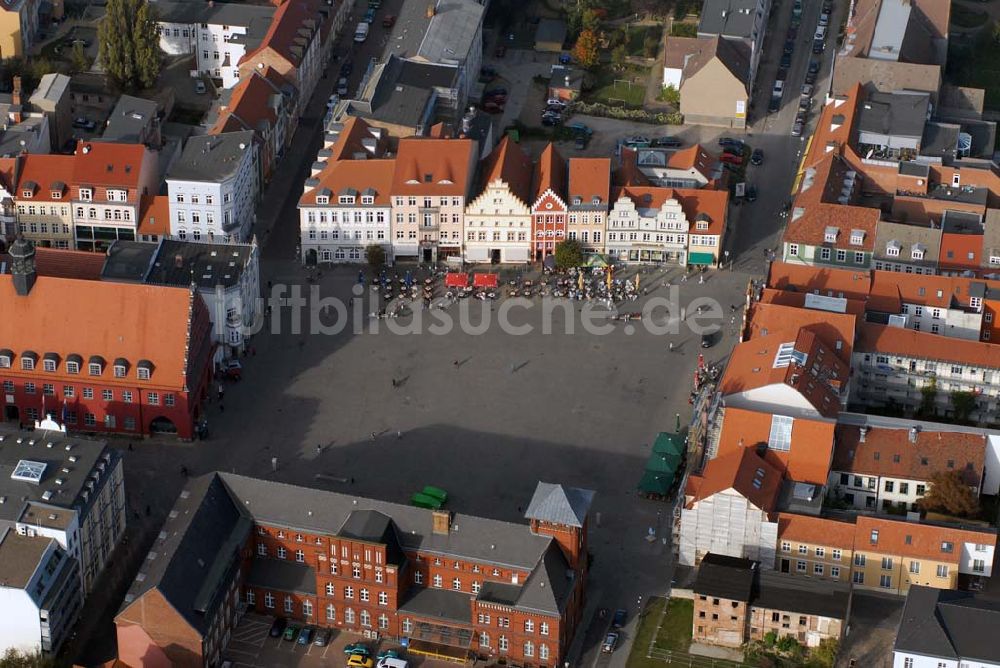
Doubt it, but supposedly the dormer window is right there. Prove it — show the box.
[0,349,12,368]
[21,351,37,371]
[79,188,93,201]
[107,189,128,202]
[338,195,355,204]
[137,359,153,380]
[824,226,839,243]
[849,229,865,246]
[89,363,102,376]
[361,196,374,205]
[885,241,900,257]
[572,197,582,205]
[696,221,709,231]
[21,189,32,198]
[114,358,128,378]
[591,196,601,205]
[67,361,79,374]
[42,356,57,372]
[911,248,924,260]
[51,191,61,199]
[315,196,329,205]
[88,356,105,376]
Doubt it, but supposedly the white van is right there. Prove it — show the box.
[354,22,369,43]
[376,658,409,668]
[814,26,827,41]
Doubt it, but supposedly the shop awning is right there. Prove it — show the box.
[688,252,716,265]
[638,470,674,495]
[473,273,498,288]
[645,451,681,474]
[584,254,610,268]
[444,273,468,288]
[652,432,685,458]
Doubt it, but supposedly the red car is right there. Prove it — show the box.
[720,153,743,165]
[382,15,395,28]
[483,101,505,114]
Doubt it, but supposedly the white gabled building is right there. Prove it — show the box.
[606,186,689,265]
[166,131,260,244]
[677,447,782,567]
[299,159,395,264]
[464,137,534,264]
[154,1,276,89]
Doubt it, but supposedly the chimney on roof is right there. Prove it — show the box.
[9,235,36,296]
[431,509,451,535]
[859,426,868,443]
[12,76,21,107]
[174,254,184,269]
[908,427,919,443]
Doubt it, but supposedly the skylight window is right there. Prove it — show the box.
[773,342,807,368]
[767,415,794,452]
[11,460,47,484]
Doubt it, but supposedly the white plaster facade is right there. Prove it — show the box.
[605,193,689,264]
[464,180,532,264]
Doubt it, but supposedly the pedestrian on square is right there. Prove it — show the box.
[219,403,225,413]
[370,431,376,441]
[669,342,674,352]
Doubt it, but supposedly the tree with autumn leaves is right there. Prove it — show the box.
[572,29,600,69]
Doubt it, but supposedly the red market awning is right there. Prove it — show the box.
[473,273,498,288]
[445,273,469,288]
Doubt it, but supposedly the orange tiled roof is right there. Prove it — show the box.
[531,143,566,206]
[868,272,1000,313]
[686,446,783,512]
[777,512,856,548]
[832,424,986,487]
[758,287,868,316]
[0,275,199,390]
[716,407,836,485]
[767,260,872,301]
[15,154,76,202]
[614,147,650,187]
[0,156,18,192]
[667,144,715,178]
[479,136,534,205]
[803,83,862,169]
[854,515,996,563]
[0,247,107,281]
[300,159,396,206]
[720,327,849,418]
[212,72,280,135]
[241,0,321,70]
[675,188,728,237]
[72,142,148,189]
[328,117,385,162]
[857,322,1000,369]
[567,158,611,206]
[391,138,475,196]
[139,195,171,237]
[612,186,681,212]
[747,301,857,362]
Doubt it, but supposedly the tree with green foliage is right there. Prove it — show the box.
[611,44,627,71]
[99,0,161,90]
[0,649,56,668]
[919,469,980,518]
[660,84,680,105]
[572,29,600,69]
[807,638,839,668]
[554,238,583,270]
[950,390,978,423]
[643,35,660,58]
[70,40,89,74]
[365,244,386,270]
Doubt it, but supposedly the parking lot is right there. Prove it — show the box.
[226,613,462,668]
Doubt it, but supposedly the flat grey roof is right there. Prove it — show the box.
[535,19,567,46]
[416,0,484,64]
[104,239,253,290]
[247,559,317,595]
[0,528,52,589]
[894,586,1000,663]
[698,0,759,39]
[167,131,256,183]
[152,0,275,30]
[920,122,959,160]
[399,586,474,623]
[858,92,930,139]
[753,571,851,620]
[101,95,158,144]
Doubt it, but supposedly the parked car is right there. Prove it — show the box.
[194,79,207,94]
[326,94,340,109]
[768,96,780,113]
[344,642,371,657]
[772,80,784,98]
[625,135,651,145]
[701,332,717,348]
[313,628,331,646]
[368,0,381,6]
[718,137,743,150]
[546,98,567,108]
[746,184,758,203]
[282,624,300,641]
[780,51,792,68]
[786,25,798,39]
[376,649,403,661]
[337,77,349,96]
[651,135,682,148]
[223,359,242,380]
[612,608,627,628]
[750,148,764,166]
[483,101,504,114]
[791,121,804,137]
[376,658,408,668]
[382,14,396,28]
[347,655,375,668]
[801,83,814,97]
[574,135,588,150]
[72,117,96,131]
[484,87,507,97]
[819,12,830,26]
[354,22,369,42]
[363,7,376,23]
[568,122,593,137]
[340,61,354,76]
[720,153,743,165]
[812,39,824,54]
[268,618,287,637]
[494,44,506,57]
[479,66,497,80]
[601,632,619,653]
[804,70,817,85]
[544,104,566,113]
[808,60,820,75]
[783,39,794,55]
[296,627,313,645]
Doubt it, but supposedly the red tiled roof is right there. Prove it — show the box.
[0,247,106,281]
[686,446,783,512]
[241,0,321,70]
[615,147,650,187]
[777,513,856,548]
[803,83,862,169]
[667,144,715,178]
[72,142,148,189]
[612,186,680,212]
[676,188,728,237]
[857,322,1000,369]
[15,154,77,202]
[832,424,986,487]
[532,143,566,206]
[716,407,836,485]
[0,156,18,192]
[868,272,1000,313]
[0,275,200,390]
[139,195,171,237]
[211,72,280,135]
[747,301,857,362]
[391,138,475,196]
[767,261,872,301]
[479,136,534,205]
[854,515,996,563]
[758,287,868,316]
[567,158,611,206]
[300,159,396,206]
[327,117,386,162]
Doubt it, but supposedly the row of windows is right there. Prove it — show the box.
[779,543,843,560]
[307,210,385,223]
[607,232,685,243]
[0,380,173,405]
[176,210,233,226]
[786,244,866,265]
[466,231,528,242]
[176,229,235,243]
[175,192,231,205]
[13,406,138,430]
[873,261,933,275]
[307,229,385,241]
[393,197,463,208]
[1,357,153,380]
[18,222,71,235]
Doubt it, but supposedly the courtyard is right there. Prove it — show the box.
[88,259,751,666]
